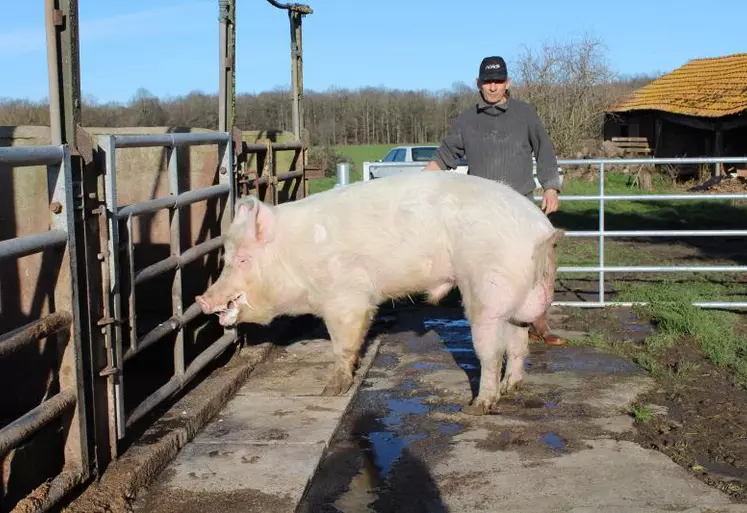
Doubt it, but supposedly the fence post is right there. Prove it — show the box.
[218,0,236,133]
[598,161,605,305]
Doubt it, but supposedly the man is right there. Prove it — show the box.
[423,55,565,345]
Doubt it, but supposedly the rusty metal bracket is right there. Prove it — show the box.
[53,8,64,26]
[96,316,119,327]
[99,366,119,378]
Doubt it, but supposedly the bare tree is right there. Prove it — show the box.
[512,34,617,157]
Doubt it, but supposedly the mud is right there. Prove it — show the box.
[555,307,747,502]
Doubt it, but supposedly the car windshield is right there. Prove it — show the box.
[411,146,437,162]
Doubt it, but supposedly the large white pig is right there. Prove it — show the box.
[196,171,563,415]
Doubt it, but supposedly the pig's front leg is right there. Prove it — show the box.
[320,305,374,396]
[500,322,529,394]
[461,318,510,416]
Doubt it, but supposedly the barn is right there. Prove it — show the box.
[603,52,747,173]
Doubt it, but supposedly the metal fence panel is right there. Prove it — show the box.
[543,156,747,309]
[0,144,90,510]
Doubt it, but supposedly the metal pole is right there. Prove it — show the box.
[289,11,301,139]
[218,0,235,132]
[336,162,350,187]
[598,162,605,305]
[44,0,62,145]
[58,0,82,148]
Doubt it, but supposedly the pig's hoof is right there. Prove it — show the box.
[321,374,353,396]
[460,399,492,416]
[500,379,523,395]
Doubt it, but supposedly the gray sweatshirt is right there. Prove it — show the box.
[434,96,561,196]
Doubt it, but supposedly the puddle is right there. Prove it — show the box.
[381,398,431,428]
[540,432,567,453]
[367,431,428,477]
[409,362,446,371]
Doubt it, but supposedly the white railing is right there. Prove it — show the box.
[544,156,747,309]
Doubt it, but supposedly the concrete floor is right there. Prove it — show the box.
[131,308,747,513]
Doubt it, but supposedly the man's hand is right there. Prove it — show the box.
[422,160,442,171]
[541,189,559,214]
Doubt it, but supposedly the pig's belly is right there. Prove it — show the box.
[373,253,454,300]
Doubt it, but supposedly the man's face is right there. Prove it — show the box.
[477,77,511,104]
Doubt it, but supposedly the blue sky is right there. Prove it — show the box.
[1,0,745,104]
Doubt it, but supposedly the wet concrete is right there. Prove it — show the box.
[129,336,381,513]
[297,309,747,513]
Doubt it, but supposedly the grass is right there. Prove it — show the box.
[629,403,655,423]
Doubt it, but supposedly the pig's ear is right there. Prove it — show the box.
[233,196,276,245]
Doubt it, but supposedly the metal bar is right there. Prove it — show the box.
[134,236,223,286]
[554,301,747,310]
[563,230,747,237]
[47,143,90,476]
[44,0,62,145]
[100,135,126,441]
[0,145,64,166]
[276,170,304,182]
[557,156,747,166]
[10,469,85,513]
[168,147,186,376]
[112,132,230,148]
[0,391,76,456]
[289,10,301,139]
[0,312,72,358]
[126,215,137,355]
[219,0,227,132]
[218,0,235,132]
[124,302,203,362]
[558,265,747,273]
[125,330,237,429]
[537,193,747,201]
[117,184,230,219]
[0,230,67,260]
[243,141,304,152]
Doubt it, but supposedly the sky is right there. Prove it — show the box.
[1,0,745,105]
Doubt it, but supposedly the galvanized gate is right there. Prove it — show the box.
[95,132,236,454]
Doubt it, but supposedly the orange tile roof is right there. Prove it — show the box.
[609,53,747,118]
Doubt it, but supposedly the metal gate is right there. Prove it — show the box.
[0,145,89,511]
[95,132,237,454]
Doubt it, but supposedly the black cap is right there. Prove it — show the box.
[478,56,508,81]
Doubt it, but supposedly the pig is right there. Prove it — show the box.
[196,171,563,415]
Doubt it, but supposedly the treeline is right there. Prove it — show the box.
[0,36,657,157]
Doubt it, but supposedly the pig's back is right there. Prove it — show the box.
[274,172,552,292]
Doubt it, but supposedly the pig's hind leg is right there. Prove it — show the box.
[320,303,375,396]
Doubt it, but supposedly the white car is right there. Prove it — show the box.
[363,145,562,188]
[364,145,468,180]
